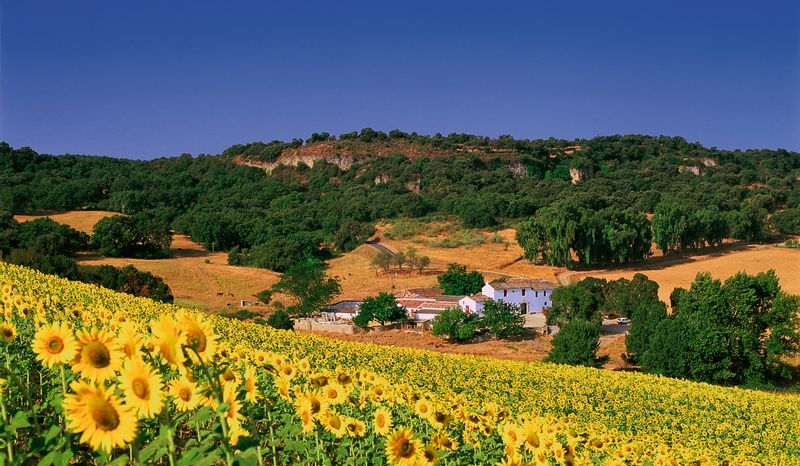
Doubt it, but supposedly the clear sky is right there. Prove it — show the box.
[1,0,798,159]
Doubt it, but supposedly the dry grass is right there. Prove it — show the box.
[569,244,800,304]
[14,210,119,234]
[15,211,280,310]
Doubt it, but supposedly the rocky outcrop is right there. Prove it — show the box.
[374,173,391,185]
[678,165,703,175]
[569,167,592,184]
[509,162,528,178]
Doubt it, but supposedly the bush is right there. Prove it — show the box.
[431,308,479,342]
[384,219,425,240]
[437,264,485,296]
[481,299,525,338]
[17,218,88,257]
[358,293,406,326]
[266,309,295,330]
[91,214,172,258]
[546,319,604,367]
[771,208,800,235]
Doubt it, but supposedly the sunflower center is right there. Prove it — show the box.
[186,329,207,353]
[88,396,121,431]
[132,378,150,399]
[398,440,413,457]
[179,387,192,401]
[83,342,111,368]
[47,337,65,354]
[329,416,341,429]
[376,415,386,428]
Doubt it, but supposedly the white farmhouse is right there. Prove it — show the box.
[481,278,557,314]
[458,294,487,315]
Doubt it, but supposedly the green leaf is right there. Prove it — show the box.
[11,411,31,429]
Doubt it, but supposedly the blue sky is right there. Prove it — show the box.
[1,1,798,158]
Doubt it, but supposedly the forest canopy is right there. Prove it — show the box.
[1,132,798,272]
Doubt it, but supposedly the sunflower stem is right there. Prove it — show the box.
[0,393,12,463]
[266,408,277,466]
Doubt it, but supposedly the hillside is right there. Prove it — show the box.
[2,262,799,464]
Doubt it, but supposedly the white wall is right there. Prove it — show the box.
[481,284,553,314]
[458,297,485,315]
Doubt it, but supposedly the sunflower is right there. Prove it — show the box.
[430,431,458,452]
[176,311,218,361]
[309,373,330,388]
[227,418,250,446]
[32,322,78,367]
[384,428,422,466]
[335,367,353,386]
[118,358,163,418]
[344,417,366,437]
[169,376,200,412]
[373,407,393,436]
[321,409,346,438]
[221,381,244,426]
[63,381,138,453]
[150,316,185,368]
[429,409,450,429]
[297,400,316,433]
[0,322,16,343]
[322,383,347,404]
[275,375,292,401]
[414,398,432,419]
[117,322,143,360]
[522,423,542,453]
[243,365,260,403]
[420,445,440,466]
[72,328,123,383]
[296,389,326,416]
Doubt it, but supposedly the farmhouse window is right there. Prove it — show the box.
[503,290,507,297]
[535,291,538,298]
[522,289,526,296]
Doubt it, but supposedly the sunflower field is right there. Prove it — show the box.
[0,263,798,465]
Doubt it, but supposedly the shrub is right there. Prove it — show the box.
[546,319,604,367]
[437,264,485,296]
[481,299,525,339]
[431,308,479,342]
[266,309,295,330]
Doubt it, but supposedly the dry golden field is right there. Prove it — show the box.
[570,243,800,304]
[14,211,280,310]
[14,210,118,234]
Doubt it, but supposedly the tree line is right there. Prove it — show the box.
[1,133,797,274]
[546,272,800,387]
[0,211,173,303]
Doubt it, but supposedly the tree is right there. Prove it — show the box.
[0,210,19,259]
[90,214,171,258]
[771,208,800,235]
[256,289,272,305]
[370,250,393,275]
[727,205,768,241]
[331,220,374,253]
[620,275,668,363]
[270,257,341,317]
[546,319,604,367]
[246,232,320,272]
[17,218,88,257]
[437,264,484,296]
[431,308,479,342]
[547,283,602,327]
[481,299,525,338]
[266,309,295,330]
[640,270,800,386]
[358,293,406,326]
[79,264,174,303]
[651,201,693,254]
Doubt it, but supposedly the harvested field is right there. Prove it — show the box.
[15,211,280,310]
[309,328,629,369]
[14,210,118,234]
[569,243,800,304]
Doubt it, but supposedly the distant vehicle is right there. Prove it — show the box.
[616,317,631,324]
